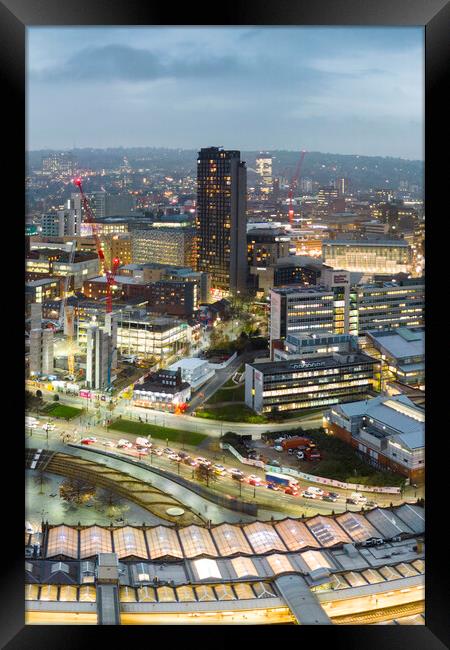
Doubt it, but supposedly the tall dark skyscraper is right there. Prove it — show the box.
[196,147,247,295]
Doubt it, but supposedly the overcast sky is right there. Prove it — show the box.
[27,26,424,159]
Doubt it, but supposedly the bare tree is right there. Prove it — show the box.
[94,489,129,519]
[33,470,51,495]
[59,477,96,504]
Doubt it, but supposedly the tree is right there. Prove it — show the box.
[94,489,129,519]
[33,470,51,495]
[53,394,59,402]
[59,478,96,505]
[36,390,42,398]
[194,464,217,488]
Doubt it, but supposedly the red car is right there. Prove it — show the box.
[284,486,299,496]
[81,437,96,445]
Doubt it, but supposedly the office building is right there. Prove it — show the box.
[26,278,62,304]
[365,327,424,388]
[256,155,273,187]
[29,328,54,376]
[355,278,424,334]
[322,239,412,276]
[116,314,190,360]
[245,352,380,414]
[40,209,81,238]
[26,249,99,290]
[324,394,424,481]
[119,263,210,304]
[196,147,247,294]
[269,287,335,344]
[72,192,136,221]
[133,368,191,410]
[131,227,196,268]
[320,267,352,335]
[251,256,321,296]
[86,324,111,390]
[247,228,292,267]
[273,332,359,362]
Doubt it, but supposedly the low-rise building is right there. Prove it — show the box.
[324,394,424,481]
[133,368,191,409]
[365,327,424,389]
[245,352,380,415]
[167,357,215,391]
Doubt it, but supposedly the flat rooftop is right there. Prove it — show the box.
[323,239,409,247]
[367,328,424,360]
[247,352,377,374]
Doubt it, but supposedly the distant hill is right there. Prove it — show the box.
[26,147,423,192]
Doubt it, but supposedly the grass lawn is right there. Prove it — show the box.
[206,383,245,404]
[43,403,83,420]
[109,419,207,447]
[287,427,405,486]
[196,404,269,424]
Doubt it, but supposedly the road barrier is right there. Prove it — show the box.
[222,442,401,494]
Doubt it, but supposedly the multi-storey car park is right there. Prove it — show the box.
[25,504,424,625]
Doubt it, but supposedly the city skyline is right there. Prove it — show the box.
[27,26,424,159]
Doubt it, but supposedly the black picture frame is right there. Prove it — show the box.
[2,0,449,647]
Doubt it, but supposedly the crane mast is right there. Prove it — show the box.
[73,178,120,389]
[288,150,307,225]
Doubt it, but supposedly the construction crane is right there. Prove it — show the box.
[73,178,121,388]
[288,150,307,226]
[73,178,121,312]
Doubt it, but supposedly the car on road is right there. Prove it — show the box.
[152,447,163,456]
[301,490,316,499]
[365,500,378,508]
[168,453,182,461]
[163,448,174,455]
[305,486,324,496]
[104,441,116,448]
[117,439,133,449]
[231,473,244,482]
[273,446,284,452]
[212,464,226,475]
[284,486,299,496]
[136,437,151,447]
[296,451,304,460]
[247,475,262,486]
[322,493,338,502]
[195,457,211,466]
[178,451,189,459]
[266,483,281,491]
[227,468,243,477]
[42,423,56,430]
[183,457,197,466]
[81,437,97,445]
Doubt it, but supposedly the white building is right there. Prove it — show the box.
[167,358,215,391]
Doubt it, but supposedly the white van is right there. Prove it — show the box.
[350,492,367,503]
[306,486,324,496]
[136,437,151,447]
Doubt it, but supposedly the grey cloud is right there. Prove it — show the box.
[32,44,248,83]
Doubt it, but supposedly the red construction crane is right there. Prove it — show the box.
[288,150,307,225]
[73,178,120,313]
